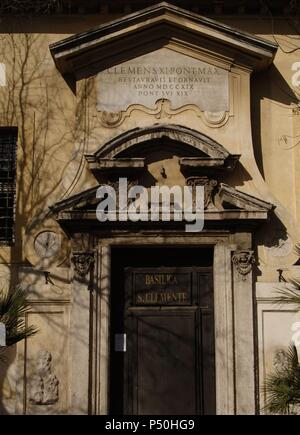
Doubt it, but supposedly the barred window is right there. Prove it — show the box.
[0,127,18,245]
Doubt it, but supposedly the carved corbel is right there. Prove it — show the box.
[232,250,255,279]
[186,176,218,209]
[71,252,94,277]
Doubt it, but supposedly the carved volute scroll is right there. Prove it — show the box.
[186,176,218,209]
[71,252,94,277]
[232,250,255,280]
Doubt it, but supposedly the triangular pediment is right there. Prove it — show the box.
[50,2,277,86]
[49,179,274,233]
[218,184,274,212]
[51,182,273,214]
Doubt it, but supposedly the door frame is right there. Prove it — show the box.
[69,231,256,415]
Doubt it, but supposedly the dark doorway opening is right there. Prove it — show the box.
[109,246,215,415]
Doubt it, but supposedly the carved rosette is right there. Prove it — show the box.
[232,250,255,279]
[186,176,217,209]
[71,252,94,277]
[100,110,123,127]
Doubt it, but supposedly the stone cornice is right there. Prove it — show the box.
[50,2,277,84]
[1,1,298,17]
[49,180,274,230]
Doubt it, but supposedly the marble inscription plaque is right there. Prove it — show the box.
[97,49,229,112]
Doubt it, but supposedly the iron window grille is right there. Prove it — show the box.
[0,127,18,245]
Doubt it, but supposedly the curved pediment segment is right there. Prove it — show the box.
[50,185,99,214]
[50,2,277,83]
[85,124,239,179]
[89,124,231,160]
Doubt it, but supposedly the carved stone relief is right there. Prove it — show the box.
[71,252,94,277]
[273,349,290,372]
[232,250,255,279]
[105,179,138,191]
[186,176,218,209]
[29,350,59,406]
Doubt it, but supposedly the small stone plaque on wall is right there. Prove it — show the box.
[97,48,229,113]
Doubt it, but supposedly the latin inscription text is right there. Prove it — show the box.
[97,49,229,112]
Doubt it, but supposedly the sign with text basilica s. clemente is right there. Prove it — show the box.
[133,271,191,306]
[97,48,229,113]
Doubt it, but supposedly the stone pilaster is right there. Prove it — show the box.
[69,248,94,414]
[231,234,256,414]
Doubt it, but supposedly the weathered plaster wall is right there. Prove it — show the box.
[0,13,300,414]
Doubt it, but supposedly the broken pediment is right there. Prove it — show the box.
[218,184,274,212]
[84,124,240,180]
[50,2,277,89]
[49,176,274,234]
[49,121,273,233]
[85,126,240,181]
[50,180,274,214]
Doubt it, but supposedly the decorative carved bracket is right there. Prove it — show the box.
[186,176,218,209]
[71,252,94,277]
[232,250,255,279]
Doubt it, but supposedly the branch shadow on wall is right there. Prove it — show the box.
[0,31,95,414]
[251,64,299,179]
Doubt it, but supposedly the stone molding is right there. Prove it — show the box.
[50,2,277,83]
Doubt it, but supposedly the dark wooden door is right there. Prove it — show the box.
[122,267,215,415]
